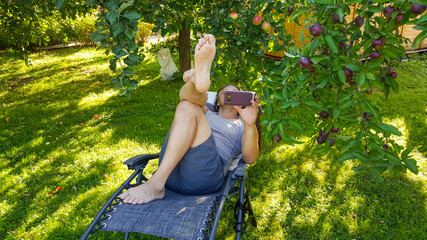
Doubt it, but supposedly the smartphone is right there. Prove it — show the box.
[224,91,256,106]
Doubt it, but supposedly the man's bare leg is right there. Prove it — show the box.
[119,101,212,204]
[119,35,216,205]
[179,34,216,106]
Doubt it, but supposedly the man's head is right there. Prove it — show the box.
[214,84,241,112]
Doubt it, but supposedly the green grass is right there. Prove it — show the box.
[0,47,426,239]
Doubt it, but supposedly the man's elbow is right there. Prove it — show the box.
[243,154,258,164]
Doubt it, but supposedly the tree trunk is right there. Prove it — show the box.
[178,22,191,74]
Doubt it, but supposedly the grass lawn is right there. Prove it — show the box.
[0,47,426,239]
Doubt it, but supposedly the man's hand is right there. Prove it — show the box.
[234,95,259,126]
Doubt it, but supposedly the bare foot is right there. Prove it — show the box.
[194,34,216,92]
[119,180,165,204]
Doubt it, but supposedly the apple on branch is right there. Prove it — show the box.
[253,15,262,25]
[229,11,238,20]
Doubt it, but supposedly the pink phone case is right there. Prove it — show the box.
[224,91,256,106]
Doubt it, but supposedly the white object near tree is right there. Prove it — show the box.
[157,48,178,81]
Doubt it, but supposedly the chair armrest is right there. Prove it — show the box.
[123,153,160,170]
[231,161,249,179]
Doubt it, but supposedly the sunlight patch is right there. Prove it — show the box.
[78,89,117,109]
[382,117,408,147]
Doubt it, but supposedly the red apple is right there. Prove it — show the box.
[383,6,395,18]
[330,127,340,133]
[319,111,329,119]
[328,138,335,146]
[333,13,345,23]
[299,57,314,69]
[370,51,382,59]
[262,22,272,32]
[372,38,385,49]
[253,15,262,25]
[93,115,99,119]
[390,72,398,79]
[229,11,238,20]
[410,3,426,15]
[309,24,322,37]
[395,14,404,26]
[344,68,353,81]
[275,132,282,143]
[288,6,294,15]
[355,16,365,26]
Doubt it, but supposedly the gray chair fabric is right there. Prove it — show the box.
[102,189,220,240]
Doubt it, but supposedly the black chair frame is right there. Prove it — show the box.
[80,153,256,240]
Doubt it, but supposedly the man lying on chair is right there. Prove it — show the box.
[119,34,261,205]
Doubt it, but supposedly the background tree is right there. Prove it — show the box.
[0,0,95,63]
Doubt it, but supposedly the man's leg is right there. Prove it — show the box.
[179,34,216,106]
[119,101,211,204]
[119,34,216,205]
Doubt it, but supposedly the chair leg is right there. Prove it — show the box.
[124,232,129,240]
[235,180,245,240]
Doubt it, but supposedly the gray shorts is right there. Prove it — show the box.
[158,132,225,195]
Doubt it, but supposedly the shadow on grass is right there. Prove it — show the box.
[238,141,427,239]
[0,47,183,239]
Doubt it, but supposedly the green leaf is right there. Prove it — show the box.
[345,63,361,72]
[333,108,340,119]
[107,11,119,24]
[123,67,135,75]
[369,150,385,161]
[281,100,300,109]
[109,58,117,71]
[311,55,329,63]
[375,123,402,136]
[282,136,304,144]
[356,73,365,86]
[415,0,427,6]
[119,2,133,13]
[313,0,333,3]
[55,0,64,9]
[362,100,378,117]
[403,158,418,174]
[339,149,357,161]
[113,23,124,36]
[325,35,338,54]
[303,100,328,111]
[125,28,136,40]
[367,58,382,70]
[340,99,357,109]
[415,15,427,24]
[411,31,427,49]
[384,151,401,166]
[401,148,413,158]
[299,28,305,44]
[122,12,142,20]
[337,69,346,83]
[365,72,375,80]
[282,87,288,100]
[288,120,303,131]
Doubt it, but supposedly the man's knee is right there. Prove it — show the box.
[175,100,202,117]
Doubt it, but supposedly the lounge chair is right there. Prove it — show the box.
[80,92,258,240]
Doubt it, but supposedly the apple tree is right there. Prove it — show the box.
[232,0,425,179]
[88,0,425,179]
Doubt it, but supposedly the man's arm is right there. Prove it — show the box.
[235,97,260,164]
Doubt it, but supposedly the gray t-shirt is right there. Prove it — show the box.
[205,110,244,165]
